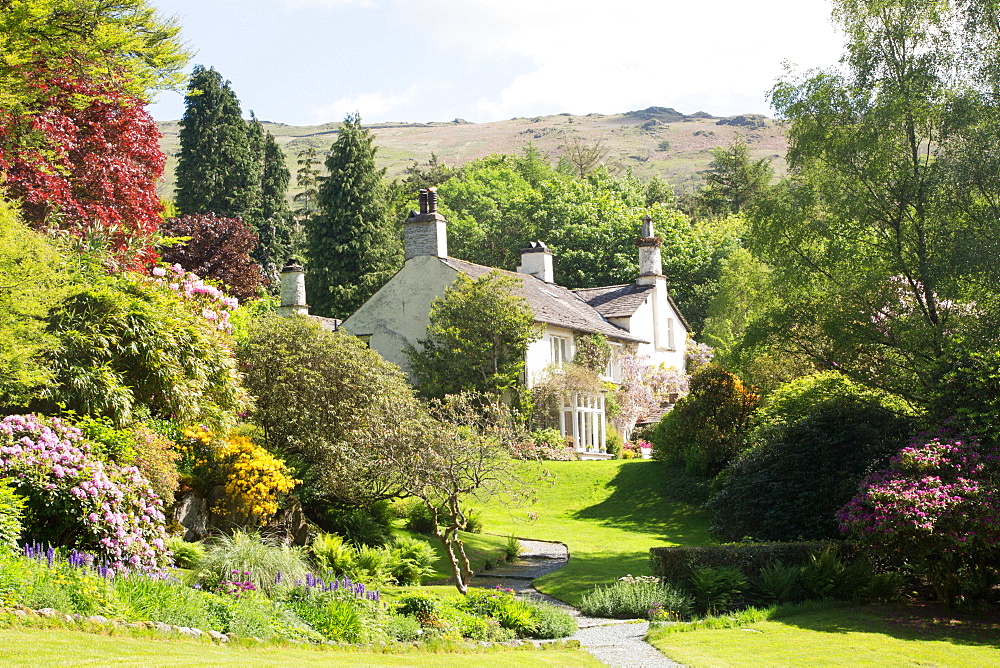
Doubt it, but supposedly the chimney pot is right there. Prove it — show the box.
[517,241,554,282]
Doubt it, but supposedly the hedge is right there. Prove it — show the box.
[649,542,858,581]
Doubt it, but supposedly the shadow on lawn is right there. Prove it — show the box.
[572,460,712,545]
[778,604,1000,650]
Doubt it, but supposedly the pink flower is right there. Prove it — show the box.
[152,267,167,277]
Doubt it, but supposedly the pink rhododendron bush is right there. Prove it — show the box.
[838,434,1000,606]
[0,414,170,573]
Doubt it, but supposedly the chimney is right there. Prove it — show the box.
[278,259,309,316]
[404,187,448,260]
[517,241,554,283]
[636,215,663,285]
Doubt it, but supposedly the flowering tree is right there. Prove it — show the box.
[612,353,688,442]
[838,434,1000,606]
[0,414,170,572]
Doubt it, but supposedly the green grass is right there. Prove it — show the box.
[0,626,600,666]
[646,604,1000,667]
[477,460,712,605]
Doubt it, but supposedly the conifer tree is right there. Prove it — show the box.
[259,130,293,277]
[175,65,262,224]
[305,113,402,318]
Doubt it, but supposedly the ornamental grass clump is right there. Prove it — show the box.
[193,530,310,595]
[0,414,170,572]
[838,433,1000,606]
[579,576,693,620]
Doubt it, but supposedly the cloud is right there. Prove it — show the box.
[310,85,420,123]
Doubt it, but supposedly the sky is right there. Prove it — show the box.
[146,0,847,126]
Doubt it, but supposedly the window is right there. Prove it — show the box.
[605,343,623,382]
[666,318,675,351]
[550,336,569,366]
[558,391,606,454]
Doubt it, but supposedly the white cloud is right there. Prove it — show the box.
[393,0,844,120]
[310,86,419,123]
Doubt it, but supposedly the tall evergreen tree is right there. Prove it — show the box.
[174,65,262,223]
[259,129,294,277]
[293,146,322,221]
[305,113,402,319]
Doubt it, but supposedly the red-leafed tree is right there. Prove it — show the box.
[160,213,265,301]
[0,66,165,269]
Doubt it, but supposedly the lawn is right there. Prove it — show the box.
[646,604,1000,667]
[0,627,599,667]
[476,459,712,605]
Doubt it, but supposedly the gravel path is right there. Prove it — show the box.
[471,538,680,667]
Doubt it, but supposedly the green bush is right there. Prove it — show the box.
[166,536,206,570]
[504,535,522,562]
[193,530,310,595]
[312,501,395,547]
[523,600,577,638]
[311,532,355,576]
[707,375,917,542]
[281,588,384,643]
[688,565,747,615]
[649,542,850,581]
[457,587,575,638]
[384,613,423,641]
[579,577,693,620]
[753,561,801,605]
[649,364,760,476]
[931,344,1000,445]
[799,548,872,601]
[348,544,393,586]
[0,478,25,547]
[389,535,437,585]
[405,503,437,535]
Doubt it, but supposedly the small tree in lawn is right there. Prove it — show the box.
[407,271,540,400]
[393,393,536,594]
[838,433,1000,607]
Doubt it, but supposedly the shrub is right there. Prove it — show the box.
[649,542,850,581]
[160,214,265,301]
[348,544,393,586]
[798,548,872,601]
[688,565,747,615]
[389,535,437,585]
[237,314,427,509]
[504,535,522,562]
[193,530,310,595]
[213,434,298,522]
[166,536,205,570]
[0,414,170,571]
[839,433,1000,606]
[280,586,386,643]
[753,561,801,605]
[0,478,25,547]
[43,271,246,430]
[523,600,577,638]
[650,364,759,476]
[707,376,917,542]
[384,613,423,641]
[313,501,395,547]
[311,533,355,576]
[931,345,1000,446]
[579,576,693,620]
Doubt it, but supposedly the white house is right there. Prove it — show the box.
[301,188,689,458]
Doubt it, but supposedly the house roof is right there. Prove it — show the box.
[574,282,692,331]
[439,257,649,344]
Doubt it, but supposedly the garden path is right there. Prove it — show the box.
[471,539,679,667]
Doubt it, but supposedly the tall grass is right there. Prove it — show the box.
[192,530,310,595]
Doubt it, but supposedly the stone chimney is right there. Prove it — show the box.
[517,241,554,283]
[636,215,664,285]
[278,259,309,316]
[404,187,448,260]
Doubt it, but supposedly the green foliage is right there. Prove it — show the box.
[696,138,773,215]
[311,501,394,547]
[524,599,577,639]
[688,565,747,616]
[237,314,426,508]
[579,577,693,620]
[650,364,760,476]
[175,66,261,224]
[388,535,438,586]
[573,333,612,375]
[707,376,917,542]
[931,343,1000,445]
[166,536,206,570]
[649,542,848,582]
[349,544,393,586]
[42,274,246,430]
[753,561,802,605]
[798,548,872,602]
[405,502,437,535]
[192,530,311,596]
[407,271,540,399]
[310,532,355,576]
[305,113,402,318]
[504,535,522,562]
[0,198,71,409]
[0,478,25,547]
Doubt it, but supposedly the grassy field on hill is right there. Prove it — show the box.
[156,108,787,201]
[475,459,712,605]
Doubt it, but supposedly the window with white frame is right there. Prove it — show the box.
[550,335,570,366]
[558,391,606,454]
[667,317,675,351]
[605,342,623,383]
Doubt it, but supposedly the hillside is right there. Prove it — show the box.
[156,107,787,201]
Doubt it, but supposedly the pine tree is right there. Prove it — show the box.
[259,129,293,277]
[175,65,262,223]
[305,113,402,319]
[293,146,322,221]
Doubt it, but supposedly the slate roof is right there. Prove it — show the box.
[574,282,692,331]
[439,257,648,344]
[310,315,342,332]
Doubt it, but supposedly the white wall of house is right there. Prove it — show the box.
[609,286,687,373]
[341,255,459,373]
